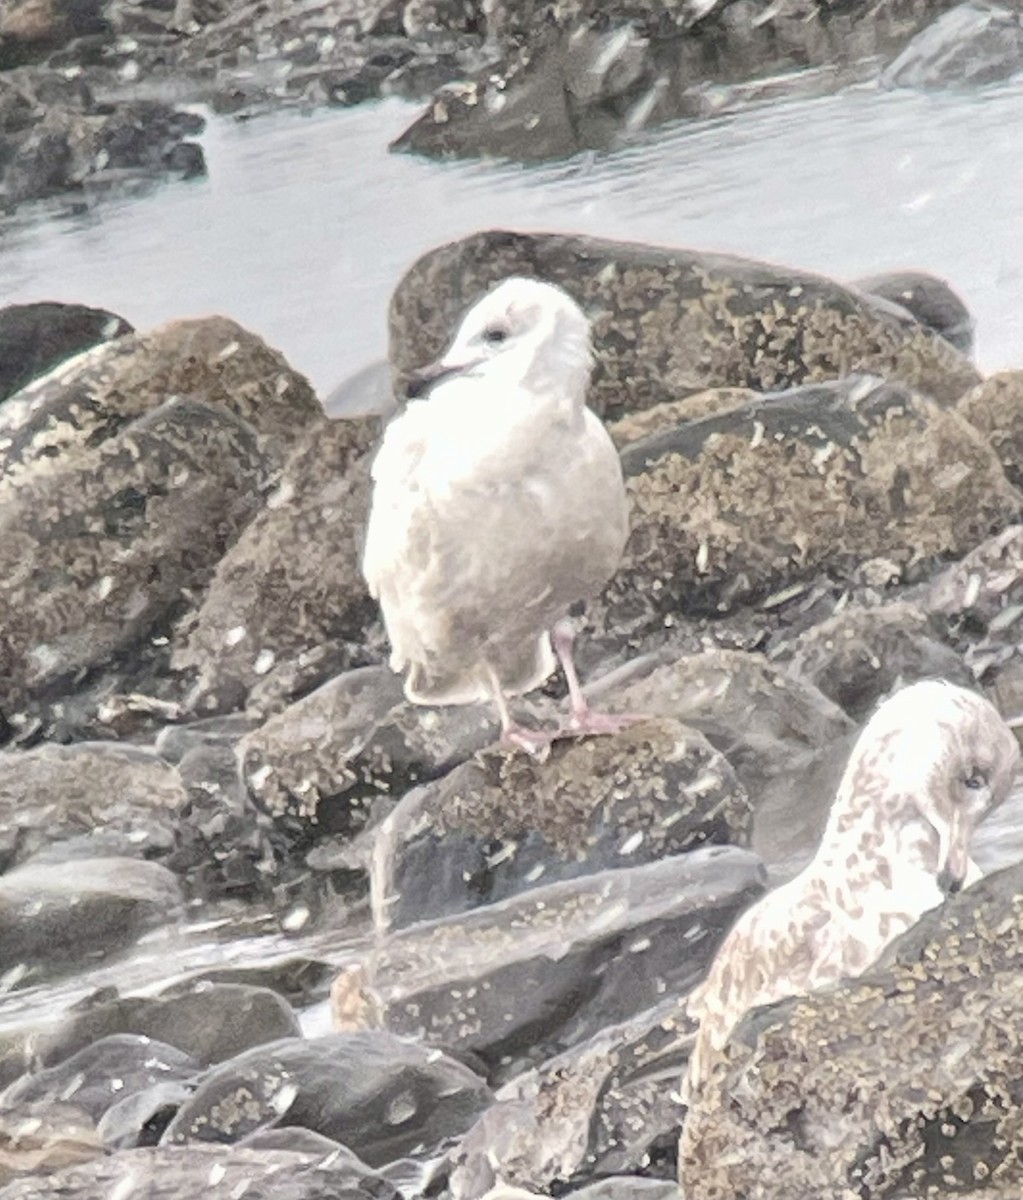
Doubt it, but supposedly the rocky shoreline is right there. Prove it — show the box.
[2,228,1023,1197]
[3,0,1023,211]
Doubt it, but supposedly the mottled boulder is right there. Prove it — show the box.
[0,399,270,716]
[784,601,973,720]
[0,742,187,872]
[679,860,1023,1200]
[171,417,379,715]
[238,665,512,847]
[447,994,692,1197]
[0,1140,402,1199]
[0,315,321,489]
[372,718,751,930]
[161,1031,492,1166]
[852,269,974,355]
[335,846,765,1077]
[0,302,132,403]
[607,388,756,448]
[0,857,184,986]
[0,1101,100,1185]
[607,649,854,871]
[589,375,1020,649]
[957,371,1023,490]
[390,233,979,422]
[881,1,1023,89]
[38,982,301,1074]
[1,1034,198,1125]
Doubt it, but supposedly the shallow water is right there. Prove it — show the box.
[1,78,1023,403]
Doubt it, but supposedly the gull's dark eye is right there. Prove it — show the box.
[964,769,988,790]
[482,326,509,345]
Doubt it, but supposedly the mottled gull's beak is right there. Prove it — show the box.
[405,358,471,399]
[935,808,969,895]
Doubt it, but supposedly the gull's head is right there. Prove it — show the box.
[832,679,1020,890]
[405,277,593,403]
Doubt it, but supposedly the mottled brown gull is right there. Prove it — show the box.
[362,276,641,756]
[684,679,1020,1095]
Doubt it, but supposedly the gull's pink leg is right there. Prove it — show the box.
[551,619,647,737]
[485,664,553,760]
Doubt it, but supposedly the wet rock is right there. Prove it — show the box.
[0,1139,403,1199]
[0,315,321,488]
[37,982,300,1078]
[0,0,110,66]
[607,649,854,873]
[0,398,270,718]
[238,665,507,848]
[679,860,1023,1200]
[1,1034,198,1126]
[957,370,1023,490]
[372,718,751,931]
[0,302,132,403]
[589,375,1020,651]
[0,1102,101,1185]
[0,741,187,873]
[337,846,765,1078]
[881,1,1023,89]
[783,601,973,720]
[607,388,756,448]
[0,857,184,985]
[161,1031,492,1166]
[389,231,981,423]
[852,269,974,356]
[171,417,379,715]
[447,994,692,1196]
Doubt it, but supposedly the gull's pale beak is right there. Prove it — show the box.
[405,358,471,399]
[935,809,969,895]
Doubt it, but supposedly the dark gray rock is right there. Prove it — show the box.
[0,741,187,873]
[40,981,301,1070]
[679,861,1023,1200]
[881,1,1023,89]
[0,1140,403,1199]
[161,1031,492,1167]
[0,302,132,403]
[372,718,751,930]
[171,417,380,716]
[0,0,110,66]
[0,397,270,720]
[0,857,184,985]
[389,232,980,422]
[783,601,973,720]
[335,846,765,1078]
[1,1034,198,1124]
[852,269,974,355]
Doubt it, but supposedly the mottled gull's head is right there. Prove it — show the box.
[406,277,593,402]
[827,679,1019,890]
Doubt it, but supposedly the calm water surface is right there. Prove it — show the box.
[1,79,1023,396]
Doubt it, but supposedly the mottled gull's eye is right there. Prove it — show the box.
[964,769,988,790]
[482,326,509,345]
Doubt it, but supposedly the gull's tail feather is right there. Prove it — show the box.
[402,634,556,706]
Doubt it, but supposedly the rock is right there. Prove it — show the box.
[161,1031,492,1167]
[607,388,756,448]
[1,1034,198,1125]
[0,857,184,985]
[238,665,507,848]
[389,231,981,422]
[606,649,854,873]
[0,741,187,873]
[0,315,321,489]
[372,718,752,931]
[337,846,765,1077]
[589,375,1021,651]
[679,860,1023,1200]
[0,398,270,719]
[881,1,1023,89]
[0,302,132,403]
[957,370,1023,490]
[322,360,395,418]
[0,1140,403,1199]
[39,982,301,1073]
[851,269,974,356]
[170,416,380,715]
[783,601,973,720]
[0,1101,101,1185]
[447,994,692,1196]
